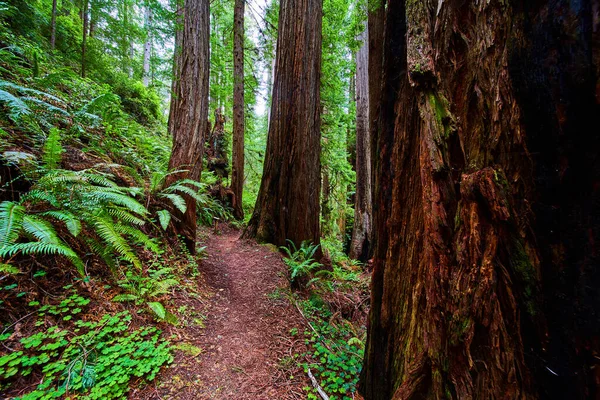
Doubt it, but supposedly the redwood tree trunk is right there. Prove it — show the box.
[166,0,210,253]
[143,4,152,86]
[349,24,372,261]
[81,0,88,78]
[243,0,323,249]
[367,0,384,259]
[360,0,600,399]
[50,0,57,49]
[231,0,245,220]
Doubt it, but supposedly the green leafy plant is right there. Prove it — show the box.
[113,264,179,323]
[297,298,364,400]
[0,307,173,399]
[0,167,161,275]
[280,240,323,285]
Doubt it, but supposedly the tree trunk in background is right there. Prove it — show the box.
[166,0,210,254]
[143,5,152,86]
[366,0,384,260]
[81,0,88,78]
[88,0,96,37]
[243,0,323,250]
[349,24,371,262]
[360,0,600,399]
[50,0,57,49]
[231,0,245,220]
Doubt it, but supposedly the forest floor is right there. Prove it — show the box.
[143,226,312,399]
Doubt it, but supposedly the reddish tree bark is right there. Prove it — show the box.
[166,0,210,253]
[360,0,600,399]
[349,24,372,261]
[50,0,57,49]
[80,0,88,78]
[231,0,245,220]
[243,0,323,249]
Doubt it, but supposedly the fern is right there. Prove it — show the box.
[156,210,171,230]
[159,193,187,214]
[91,215,142,269]
[0,89,31,121]
[0,242,84,275]
[0,201,25,247]
[22,215,60,244]
[42,127,64,169]
[40,211,81,236]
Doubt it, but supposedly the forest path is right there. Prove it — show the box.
[153,226,308,399]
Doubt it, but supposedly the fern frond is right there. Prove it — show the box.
[85,190,147,216]
[91,216,141,269]
[156,210,171,231]
[79,93,120,115]
[171,179,206,190]
[21,189,60,207]
[0,89,31,121]
[22,215,60,244]
[42,127,64,169]
[39,211,81,237]
[22,97,70,117]
[0,81,66,105]
[107,207,146,225]
[0,201,25,246]
[165,184,205,203]
[0,242,85,275]
[114,224,161,254]
[112,294,139,302]
[158,193,187,214]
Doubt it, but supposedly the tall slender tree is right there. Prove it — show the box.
[349,22,371,261]
[80,0,89,78]
[231,0,244,220]
[166,0,210,253]
[142,2,152,86]
[50,0,58,49]
[243,0,323,249]
[360,0,600,399]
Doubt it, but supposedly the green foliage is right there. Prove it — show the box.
[296,298,364,400]
[42,127,63,169]
[109,74,163,125]
[113,264,179,323]
[0,301,173,399]
[0,200,85,274]
[280,240,323,284]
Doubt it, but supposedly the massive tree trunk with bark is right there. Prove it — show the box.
[366,0,384,259]
[231,0,245,220]
[166,0,210,254]
[360,0,600,399]
[243,0,323,249]
[349,24,372,261]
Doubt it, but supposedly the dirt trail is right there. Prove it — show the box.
[153,227,308,399]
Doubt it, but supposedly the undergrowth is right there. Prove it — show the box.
[0,23,225,399]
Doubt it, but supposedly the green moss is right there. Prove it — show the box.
[427,93,453,139]
[511,239,538,316]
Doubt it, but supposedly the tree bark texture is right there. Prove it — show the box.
[367,0,384,260]
[81,0,88,78]
[231,0,245,220]
[143,5,152,86]
[50,0,57,50]
[360,0,600,399]
[166,0,210,253]
[243,0,323,249]
[349,23,372,262]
